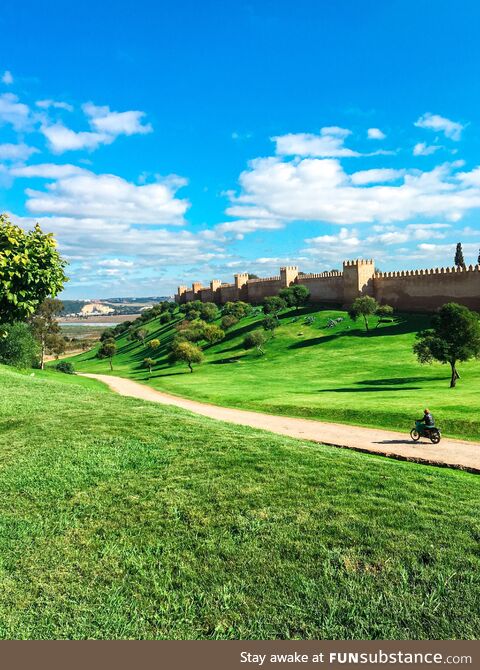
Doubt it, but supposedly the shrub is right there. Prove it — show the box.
[222,301,251,319]
[203,324,225,344]
[243,330,266,354]
[221,315,239,330]
[0,322,39,368]
[200,302,219,322]
[160,312,173,325]
[263,296,286,315]
[55,361,75,374]
[149,338,160,350]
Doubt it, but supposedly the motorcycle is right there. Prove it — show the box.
[410,420,441,444]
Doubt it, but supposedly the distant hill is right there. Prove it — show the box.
[60,297,172,316]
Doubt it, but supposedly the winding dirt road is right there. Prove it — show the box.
[82,373,480,474]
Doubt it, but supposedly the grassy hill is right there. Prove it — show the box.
[1,363,479,639]
[69,307,480,441]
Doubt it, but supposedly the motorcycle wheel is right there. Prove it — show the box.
[430,431,441,444]
[410,429,420,442]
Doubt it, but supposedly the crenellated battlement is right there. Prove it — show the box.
[174,259,480,311]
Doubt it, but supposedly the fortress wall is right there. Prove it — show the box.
[219,284,239,303]
[374,266,480,311]
[296,274,344,302]
[246,277,282,304]
[175,261,480,312]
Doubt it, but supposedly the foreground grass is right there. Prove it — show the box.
[1,364,479,639]
[70,308,480,440]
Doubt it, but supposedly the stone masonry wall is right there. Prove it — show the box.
[175,261,480,313]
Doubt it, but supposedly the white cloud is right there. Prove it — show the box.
[23,168,189,225]
[98,258,135,268]
[367,127,386,140]
[41,122,113,153]
[413,142,442,156]
[415,113,464,140]
[11,163,89,179]
[350,168,404,185]
[40,102,153,153]
[0,93,31,130]
[36,99,74,112]
[82,102,152,136]
[2,71,13,85]
[230,155,480,226]
[0,143,39,162]
[273,127,359,158]
[215,217,285,239]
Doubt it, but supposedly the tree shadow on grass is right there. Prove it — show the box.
[315,386,422,393]
[356,376,446,386]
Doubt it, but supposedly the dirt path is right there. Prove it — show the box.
[81,373,480,474]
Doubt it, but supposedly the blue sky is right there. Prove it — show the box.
[1,0,479,298]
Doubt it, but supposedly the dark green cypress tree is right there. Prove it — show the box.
[454,242,466,269]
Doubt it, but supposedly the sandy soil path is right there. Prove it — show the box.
[81,373,480,473]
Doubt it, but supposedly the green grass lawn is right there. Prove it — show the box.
[69,307,480,441]
[1,364,479,639]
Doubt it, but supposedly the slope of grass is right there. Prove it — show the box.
[69,307,480,440]
[1,364,479,639]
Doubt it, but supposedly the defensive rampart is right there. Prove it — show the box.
[175,260,480,312]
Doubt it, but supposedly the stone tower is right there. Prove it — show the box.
[280,266,299,287]
[342,259,375,306]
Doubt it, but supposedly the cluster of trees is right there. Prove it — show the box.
[348,296,394,332]
[0,216,68,370]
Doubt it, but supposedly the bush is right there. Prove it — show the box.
[200,302,219,322]
[160,312,173,325]
[223,301,251,319]
[0,322,39,368]
[221,315,239,330]
[243,330,267,354]
[55,361,75,374]
[202,324,225,344]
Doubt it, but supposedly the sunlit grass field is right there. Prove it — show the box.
[1,364,479,639]
[69,307,480,440]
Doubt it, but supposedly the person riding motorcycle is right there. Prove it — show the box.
[417,408,434,432]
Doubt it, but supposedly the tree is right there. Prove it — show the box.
[97,338,117,371]
[56,361,75,374]
[279,285,310,312]
[454,242,466,269]
[263,296,287,315]
[0,322,39,368]
[222,301,251,319]
[149,338,160,351]
[202,324,225,344]
[348,296,379,332]
[100,328,116,342]
[0,215,67,324]
[262,315,279,337]
[29,298,64,369]
[375,304,394,328]
[134,328,148,343]
[243,330,267,355]
[200,302,219,322]
[413,303,480,388]
[169,341,203,372]
[160,312,173,324]
[477,248,480,265]
[221,314,238,331]
[143,357,155,373]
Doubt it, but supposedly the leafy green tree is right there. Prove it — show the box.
[0,215,67,324]
[375,304,394,328]
[243,330,267,355]
[143,357,155,373]
[0,321,39,368]
[200,302,219,322]
[160,312,173,324]
[348,296,379,332]
[221,314,238,330]
[279,285,310,312]
[202,324,225,344]
[263,296,287,315]
[175,320,206,343]
[149,338,160,351]
[97,338,117,371]
[222,301,251,319]
[29,298,64,369]
[454,242,466,269]
[413,303,480,387]
[262,315,279,337]
[100,328,116,342]
[169,340,203,372]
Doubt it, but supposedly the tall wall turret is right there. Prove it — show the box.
[280,266,299,287]
[342,259,375,305]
